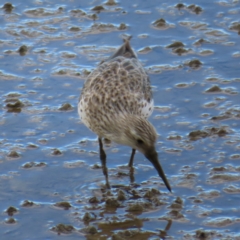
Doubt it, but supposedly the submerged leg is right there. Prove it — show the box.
[129,166,135,184]
[98,137,110,188]
[128,148,136,167]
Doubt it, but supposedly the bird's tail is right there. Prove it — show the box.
[108,35,137,60]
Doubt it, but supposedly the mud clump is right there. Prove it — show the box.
[204,217,233,227]
[153,18,166,27]
[229,22,240,35]
[6,206,18,216]
[210,127,228,136]
[187,4,203,14]
[167,135,182,140]
[193,38,210,46]
[166,41,184,49]
[189,130,208,140]
[205,85,222,93]
[175,3,185,10]
[186,59,202,69]
[138,46,152,54]
[198,190,220,199]
[18,45,28,56]
[88,13,98,21]
[189,127,229,141]
[80,225,98,234]
[5,99,24,113]
[59,103,73,111]
[223,185,240,194]
[111,229,154,240]
[209,173,240,184]
[169,197,183,209]
[211,106,240,121]
[52,148,62,156]
[83,212,96,222]
[92,164,101,169]
[91,5,105,12]
[69,26,81,32]
[24,7,63,17]
[70,9,87,18]
[118,23,127,30]
[54,69,67,75]
[21,200,35,207]
[168,209,184,219]
[27,143,38,149]
[173,47,189,56]
[54,202,72,210]
[90,22,118,33]
[117,171,128,177]
[7,150,20,158]
[105,198,120,208]
[212,166,227,172]
[152,18,174,30]
[3,2,14,13]
[105,0,117,6]
[5,217,17,224]
[51,223,75,234]
[22,161,46,168]
[195,229,214,239]
[166,41,188,56]
[143,188,160,199]
[89,196,100,204]
[230,154,240,160]
[126,203,144,213]
[117,189,126,201]
[98,218,143,231]
[175,4,202,14]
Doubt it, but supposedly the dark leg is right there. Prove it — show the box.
[128,148,136,184]
[98,137,110,188]
[128,148,136,167]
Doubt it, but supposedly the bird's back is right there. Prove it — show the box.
[78,39,153,136]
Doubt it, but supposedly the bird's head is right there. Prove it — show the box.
[123,116,157,154]
[114,115,171,192]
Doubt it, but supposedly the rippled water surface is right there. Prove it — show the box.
[0,0,240,239]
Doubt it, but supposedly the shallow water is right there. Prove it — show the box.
[0,0,240,239]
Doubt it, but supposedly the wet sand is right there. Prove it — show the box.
[0,0,240,239]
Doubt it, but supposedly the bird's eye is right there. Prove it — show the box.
[137,139,144,144]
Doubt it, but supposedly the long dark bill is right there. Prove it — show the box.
[146,151,172,192]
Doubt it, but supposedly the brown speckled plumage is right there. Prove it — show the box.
[78,38,171,192]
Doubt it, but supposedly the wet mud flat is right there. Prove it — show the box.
[0,0,240,239]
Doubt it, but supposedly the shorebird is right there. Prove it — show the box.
[78,37,171,192]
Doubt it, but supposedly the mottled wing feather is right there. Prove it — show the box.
[79,56,153,136]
